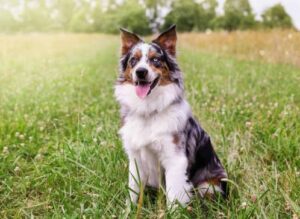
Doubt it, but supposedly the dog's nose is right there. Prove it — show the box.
[136,67,148,79]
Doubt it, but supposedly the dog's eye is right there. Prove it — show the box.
[130,57,138,67]
[152,58,159,63]
[151,57,161,67]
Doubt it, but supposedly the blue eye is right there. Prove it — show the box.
[151,58,161,66]
[153,58,159,63]
[151,57,161,67]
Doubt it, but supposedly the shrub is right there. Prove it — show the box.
[222,0,256,30]
[94,0,151,35]
[262,4,293,29]
[162,0,218,32]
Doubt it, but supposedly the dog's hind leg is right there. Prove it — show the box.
[198,178,228,199]
[162,151,192,206]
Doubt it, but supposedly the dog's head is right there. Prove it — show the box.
[119,25,181,99]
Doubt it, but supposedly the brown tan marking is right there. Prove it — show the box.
[172,133,180,145]
[123,64,133,83]
[200,177,223,199]
[133,49,142,60]
[207,177,222,186]
[122,49,143,84]
[148,49,173,86]
[148,50,157,59]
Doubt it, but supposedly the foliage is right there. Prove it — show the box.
[144,0,169,32]
[163,0,201,32]
[220,0,256,30]
[0,0,296,33]
[93,0,152,35]
[0,8,20,32]
[111,0,152,35]
[262,4,293,29]
[162,0,218,32]
[20,1,53,32]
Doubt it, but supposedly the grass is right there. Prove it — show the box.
[0,31,299,218]
[180,29,300,67]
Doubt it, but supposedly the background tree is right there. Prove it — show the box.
[162,0,198,32]
[262,4,293,29]
[0,0,22,32]
[68,0,95,32]
[144,0,171,32]
[50,0,78,31]
[21,1,54,32]
[222,0,256,30]
[94,0,151,35]
[198,0,218,30]
[0,8,19,32]
[0,0,296,33]
[116,0,151,35]
[162,0,217,32]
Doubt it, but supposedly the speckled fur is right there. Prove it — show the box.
[115,26,228,206]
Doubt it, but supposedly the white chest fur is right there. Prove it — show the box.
[119,100,190,152]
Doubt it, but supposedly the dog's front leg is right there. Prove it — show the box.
[163,153,192,207]
[127,151,145,204]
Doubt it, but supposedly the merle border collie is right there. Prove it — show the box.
[115,25,228,206]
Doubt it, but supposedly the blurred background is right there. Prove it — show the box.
[0,0,299,34]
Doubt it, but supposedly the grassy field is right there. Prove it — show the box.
[0,31,299,218]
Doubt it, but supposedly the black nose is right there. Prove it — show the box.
[136,67,148,79]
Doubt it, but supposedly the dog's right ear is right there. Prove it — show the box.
[120,28,143,56]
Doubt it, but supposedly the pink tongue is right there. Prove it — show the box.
[135,84,151,99]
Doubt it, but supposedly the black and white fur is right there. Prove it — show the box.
[115,25,228,206]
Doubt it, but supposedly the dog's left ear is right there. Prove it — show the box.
[152,24,177,56]
[120,28,143,56]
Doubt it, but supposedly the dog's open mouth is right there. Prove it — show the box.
[135,77,160,99]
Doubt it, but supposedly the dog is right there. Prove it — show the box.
[115,25,228,206]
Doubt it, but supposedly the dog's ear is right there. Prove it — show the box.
[152,24,177,56]
[120,28,143,56]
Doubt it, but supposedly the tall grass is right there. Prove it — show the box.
[180,29,300,67]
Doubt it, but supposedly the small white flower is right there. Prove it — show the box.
[96,126,103,133]
[2,146,9,155]
[14,166,21,173]
[35,153,43,161]
[241,201,247,209]
[245,121,252,128]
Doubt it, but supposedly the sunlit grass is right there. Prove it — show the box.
[180,29,300,67]
[0,32,299,218]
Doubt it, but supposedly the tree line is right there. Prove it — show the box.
[0,0,294,34]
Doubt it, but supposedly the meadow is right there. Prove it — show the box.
[0,31,299,218]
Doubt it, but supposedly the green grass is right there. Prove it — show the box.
[0,34,299,218]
